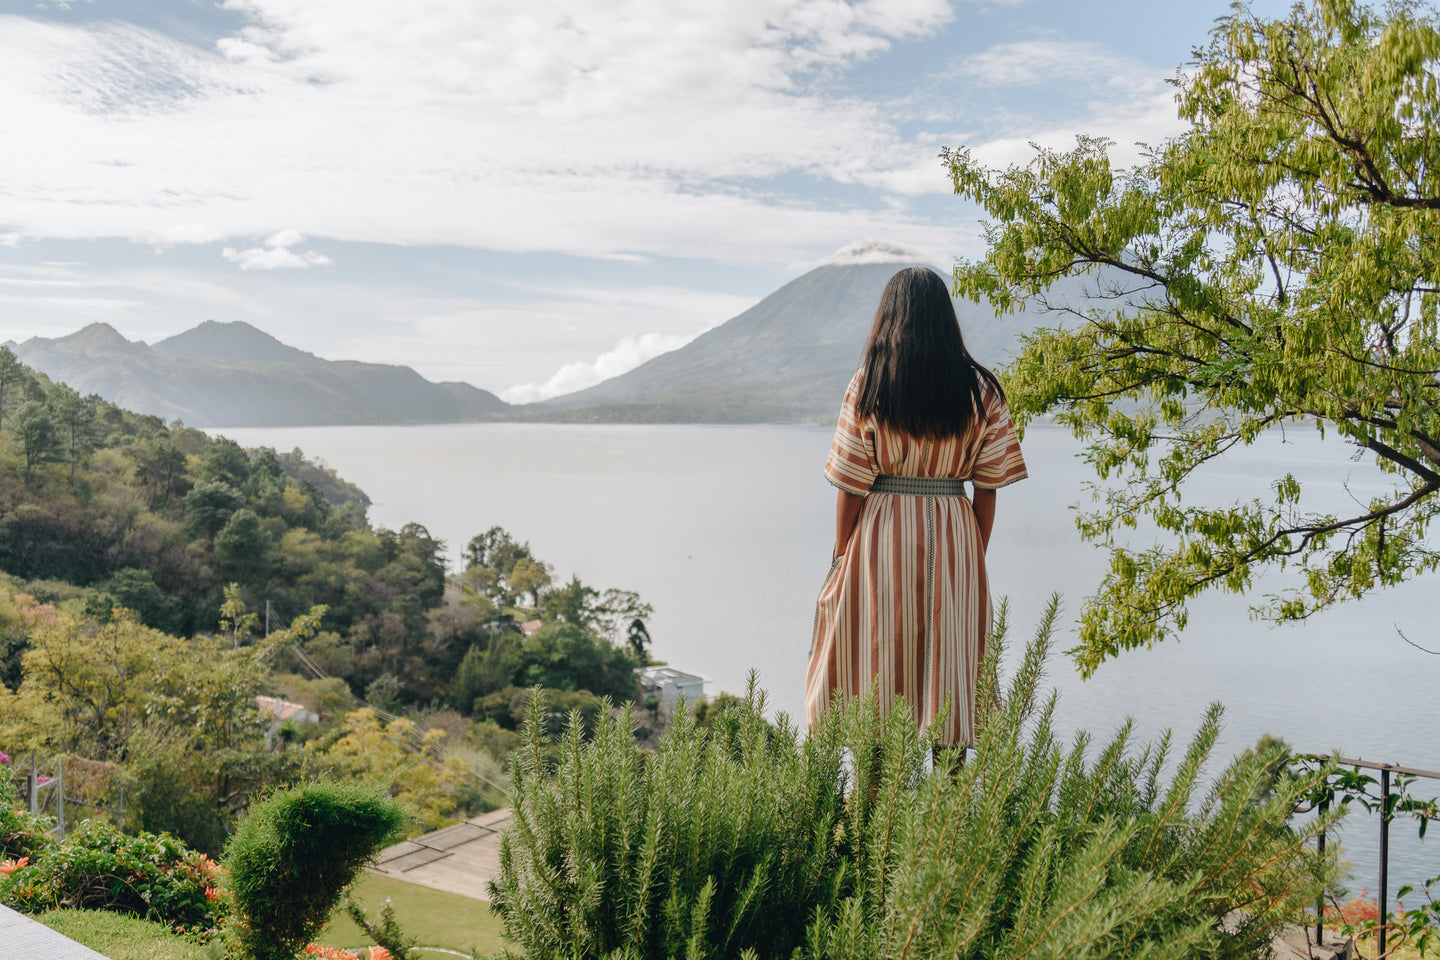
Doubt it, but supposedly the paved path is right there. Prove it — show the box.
[0,904,111,960]
[369,807,511,901]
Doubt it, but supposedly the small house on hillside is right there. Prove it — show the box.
[639,666,706,713]
[519,618,543,636]
[256,695,320,750]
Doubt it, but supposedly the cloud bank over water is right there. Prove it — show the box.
[503,332,696,404]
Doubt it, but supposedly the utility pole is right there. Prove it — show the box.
[265,600,271,639]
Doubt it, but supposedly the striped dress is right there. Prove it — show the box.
[805,370,1028,747]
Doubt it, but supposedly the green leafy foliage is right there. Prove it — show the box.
[0,820,225,939]
[0,358,446,652]
[492,601,1338,960]
[223,781,406,960]
[0,760,54,862]
[345,896,420,960]
[517,621,639,701]
[946,0,1440,672]
[474,686,608,737]
[0,599,325,853]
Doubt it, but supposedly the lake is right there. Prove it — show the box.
[222,421,1438,900]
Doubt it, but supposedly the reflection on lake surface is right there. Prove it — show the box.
[221,421,1437,897]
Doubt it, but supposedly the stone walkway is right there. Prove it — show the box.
[368,807,511,901]
[0,903,110,960]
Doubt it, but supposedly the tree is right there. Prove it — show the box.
[198,436,250,486]
[626,618,652,664]
[0,346,28,436]
[507,556,551,607]
[9,600,181,757]
[129,440,190,507]
[595,588,654,646]
[48,385,98,485]
[453,636,521,712]
[541,574,598,626]
[185,479,245,537]
[945,0,1440,673]
[10,399,61,488]
[517,621,639,702]
[97,567,179,633]
[215,508,273,582]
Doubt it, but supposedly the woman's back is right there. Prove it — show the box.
[826,372,1023,491]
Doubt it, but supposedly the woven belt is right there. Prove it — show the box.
[870,475,968,497]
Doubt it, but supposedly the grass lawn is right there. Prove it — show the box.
[320,870,508,958]
[38,874,505,960]
[39,909,214,960]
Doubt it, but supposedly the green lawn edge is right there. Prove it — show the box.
[37,872,506,960]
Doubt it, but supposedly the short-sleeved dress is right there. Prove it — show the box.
[805,370,1028,747]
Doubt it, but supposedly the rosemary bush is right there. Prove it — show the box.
[490,677,848,960]
[493,598,1337,960]
[223,781,406,960]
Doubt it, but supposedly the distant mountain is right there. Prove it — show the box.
[13,321,511,427]
[531,242,1056,423]
[153,319,316,364]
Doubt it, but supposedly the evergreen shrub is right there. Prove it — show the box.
[491,599,1339,960]
[223,781,406,960]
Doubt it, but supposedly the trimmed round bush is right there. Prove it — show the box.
[224,781,405,960]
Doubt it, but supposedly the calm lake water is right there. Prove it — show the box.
[222,421,1437,899]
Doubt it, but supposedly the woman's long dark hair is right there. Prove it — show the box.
[856,266,1001,439]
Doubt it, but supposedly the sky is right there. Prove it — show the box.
[0,0,1290,402]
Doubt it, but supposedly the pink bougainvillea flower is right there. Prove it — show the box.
[0,751,10,764]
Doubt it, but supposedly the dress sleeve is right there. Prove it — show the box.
[823,372,879,496]
[971,385,1028,490]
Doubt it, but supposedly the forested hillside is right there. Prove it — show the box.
[0,346,657,852]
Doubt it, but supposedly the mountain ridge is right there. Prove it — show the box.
[13,321,511,428]
[153,319,317,364]
[10,244,1058,427]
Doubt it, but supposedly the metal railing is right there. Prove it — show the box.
[23,753,124,842]
[1310,755,1440,958]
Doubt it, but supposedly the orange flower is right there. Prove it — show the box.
[368,948,391,960]
[303,944,358,960]
[0,857,29,876]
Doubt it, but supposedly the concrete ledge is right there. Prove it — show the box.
[0,904,112,960]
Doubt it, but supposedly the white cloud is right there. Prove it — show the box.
[502,332,694,403]
[0,2,963,264]
[955,39,1156,92]
[221,230,331,269]
[968,90,1183,170]
[943,38,1187,172]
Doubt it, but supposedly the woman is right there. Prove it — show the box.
[805,266,1027,749]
